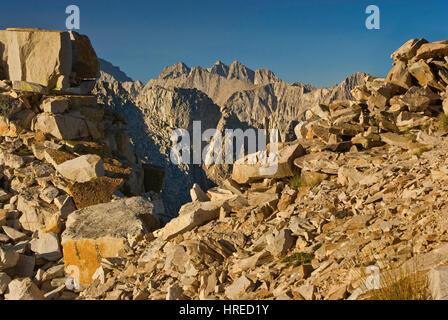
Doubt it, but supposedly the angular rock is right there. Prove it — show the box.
[39,186,59,204]
[12,81,49,94]
[157,199,231,241]
[380,132,413,149]
[399,86,440,112]
[44,148,76,167]
[17,194,57,233]
[30,232,61,261]
[41,97,69,114]
[294,151,343,175]
[266,229,296,257]
[408,60,444,90]
[55,154,104,183]
[231,250,273,273]
[166,283,184,300]
[54,194,76,219]
[1,28,72,90]
[414,42,448,61]
[386,60,413,89]
[297,284,315,300]
[1,226,27,242]
[0,246,19,270]
[69,31,100,82]
[0,272,11,294]
[396,111,430,129]
[4,278,45,300]
[225,275,254,299]
[33,113,90,140]
[190,183,209,202]
[391,38,427,62]
[0,28,99,92]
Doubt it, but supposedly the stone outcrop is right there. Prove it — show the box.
[0,28,99,93]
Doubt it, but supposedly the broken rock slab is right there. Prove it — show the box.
[0,28,99,92]
[266,229,296,257]
[232,143,305,184]
[61,197,160,287]
[156,199,231,241]
[41,97,69,114]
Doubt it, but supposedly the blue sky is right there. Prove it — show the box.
[1,0,447,87]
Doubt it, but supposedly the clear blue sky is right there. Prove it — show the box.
[1,0,447,87]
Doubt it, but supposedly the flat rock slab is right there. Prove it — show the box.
[61,197,160,287]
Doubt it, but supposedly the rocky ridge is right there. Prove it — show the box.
[81,38,448,300]
[94,60,366,213]
[2,30,448,301]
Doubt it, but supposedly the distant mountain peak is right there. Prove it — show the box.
[99,58,133,82]
[158,62,191,80]
[227,60,255,83]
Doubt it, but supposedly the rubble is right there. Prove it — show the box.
[2,31,448,301]
[0,28,165,300]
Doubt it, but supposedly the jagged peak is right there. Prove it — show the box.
[209,60,230,78]
[227,60,255,83]
[158,62,191,80]
[254,68,280,85]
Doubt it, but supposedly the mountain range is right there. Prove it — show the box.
[95,59,368,213]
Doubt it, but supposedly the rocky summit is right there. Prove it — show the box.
[1,29,448,301]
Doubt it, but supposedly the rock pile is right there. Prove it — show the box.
[0,29,165,300]
[79,38,448,300]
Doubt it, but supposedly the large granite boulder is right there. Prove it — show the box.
[61,197,160,287]
[0,28,99,93]
[0,28,72,90]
